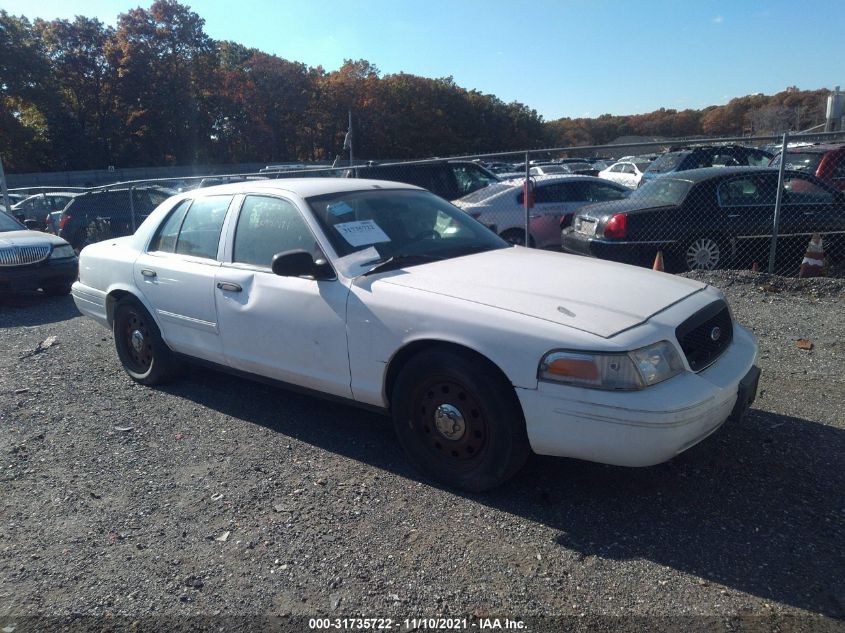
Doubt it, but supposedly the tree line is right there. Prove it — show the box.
[0,1,834,173]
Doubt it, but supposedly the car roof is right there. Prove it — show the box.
[780,143,845,154]
[499,174,620,186]
[655,166,811,183]
[185,177,424,198]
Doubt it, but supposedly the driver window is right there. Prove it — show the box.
[233,195,320,268]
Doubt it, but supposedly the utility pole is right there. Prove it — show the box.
[0,154,12,216]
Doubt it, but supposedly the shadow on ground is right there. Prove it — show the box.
[0,292,80,327]
[165,365,844,619]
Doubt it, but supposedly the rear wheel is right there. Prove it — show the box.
[683,236,724,271]
[391,348,530,492]
[113,296,182,385]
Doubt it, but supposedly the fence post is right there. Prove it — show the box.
[0,154,11,215]
[767,131,789,274]
[129,186,136,232]
[524,151,530,247]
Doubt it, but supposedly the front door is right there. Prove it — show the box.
[214,194,352,398]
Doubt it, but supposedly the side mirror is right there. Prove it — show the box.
[271,250,334,280]
[23,219,40,230]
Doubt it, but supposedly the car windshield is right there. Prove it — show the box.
[0,212,24,232]
[646,152,687,173]
[538,165,570,174]
[771,152,823,173]
[629,178,692,205]
[634,162,652,172]
[306,189,508,263]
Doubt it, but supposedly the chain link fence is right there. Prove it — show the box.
[5,131,845,277]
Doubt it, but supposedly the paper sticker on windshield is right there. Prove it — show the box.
[327,201,354,217]
[335,220,391,247]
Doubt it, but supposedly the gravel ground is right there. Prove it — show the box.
[1,271,843,632]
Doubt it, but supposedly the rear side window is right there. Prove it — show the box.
[149,200,191,252]
[174,196,232,259]
[718,176,777,206]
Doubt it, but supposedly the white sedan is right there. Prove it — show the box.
[72,179,760,491]
[599,160,652,189]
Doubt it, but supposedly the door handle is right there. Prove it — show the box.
[216,281,242,292]
[140,269,157,278]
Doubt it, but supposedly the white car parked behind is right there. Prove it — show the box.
[599,160,652,189]
[72,178,760,491]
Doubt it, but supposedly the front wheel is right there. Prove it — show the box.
[113,296,182,385]
[500,229,535,247]
[391,348,530,492]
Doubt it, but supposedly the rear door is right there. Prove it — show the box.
[133,195,234,361]
[716,173,779,258]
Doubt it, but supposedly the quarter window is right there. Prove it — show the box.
[233,196,319,268]
[174,195,232,259]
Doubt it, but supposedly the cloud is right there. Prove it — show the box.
[712,15,724,24]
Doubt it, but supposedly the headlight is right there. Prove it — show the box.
[629,340,685,387]
[539,340,685,390]
[50,244,75,259]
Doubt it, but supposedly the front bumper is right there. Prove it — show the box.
[517,323,759,467]
[0,256,78,292]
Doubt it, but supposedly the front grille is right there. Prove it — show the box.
[0,245,51,267]
[675,300,733,371]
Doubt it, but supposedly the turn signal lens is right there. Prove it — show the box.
[539,351,642,390]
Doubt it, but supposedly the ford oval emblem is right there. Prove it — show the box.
[710,326,722,342]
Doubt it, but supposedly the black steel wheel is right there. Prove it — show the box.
[113,296,182,385]
[392,347,530,492]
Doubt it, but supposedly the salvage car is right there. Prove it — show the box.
[71,179,760,491]
[0,211,78,295]
[562,167,845,271]
[453,175,630,247]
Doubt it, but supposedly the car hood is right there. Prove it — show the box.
[0,230,67,246]
[375,247,705,338]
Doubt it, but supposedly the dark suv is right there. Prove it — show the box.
[58,186,174,252]
[769,143,845,191]
[351,160,498,201]
[639,145,773,187]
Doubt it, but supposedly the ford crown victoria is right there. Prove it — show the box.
[72,179,760,491]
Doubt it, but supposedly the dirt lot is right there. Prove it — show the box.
[1,271,844,632]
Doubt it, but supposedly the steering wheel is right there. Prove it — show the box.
[410,230,441,241]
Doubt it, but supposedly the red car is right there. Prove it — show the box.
[769,143,845,191]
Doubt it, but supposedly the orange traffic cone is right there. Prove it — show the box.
[799,233,825,278]
[652,250,664,272]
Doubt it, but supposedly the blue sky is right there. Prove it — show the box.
[5,0,843,120]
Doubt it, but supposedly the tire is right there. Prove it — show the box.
[42,283,73,296]
[391,347,530,492]
[682,236,726,271]
[113,296,182,385]
[500,229,535,248]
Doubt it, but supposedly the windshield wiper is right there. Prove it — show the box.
[361,253,442,276]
